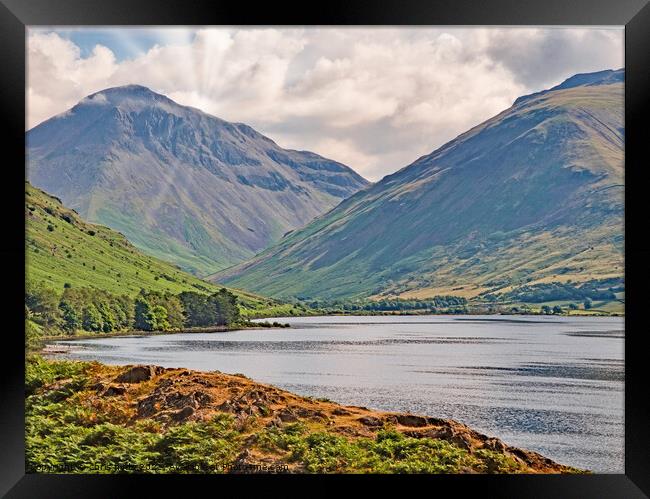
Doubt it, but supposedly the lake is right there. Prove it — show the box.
[49,314,624,472]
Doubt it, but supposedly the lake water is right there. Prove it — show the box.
[50,315,624,472]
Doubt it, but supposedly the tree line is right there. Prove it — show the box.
[305,296,468,313]
[25,282,241,336]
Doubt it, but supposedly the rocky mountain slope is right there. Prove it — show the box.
[215,69,624,301]
[27,85,369,275]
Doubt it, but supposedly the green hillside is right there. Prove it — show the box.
[25,182,274,311]
[214,70,624,302]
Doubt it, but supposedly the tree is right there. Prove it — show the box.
[25,282,60,327]
[162,295,184,330]
[151,305,170,331]
[97,301,116,332]
[115,295,134,330]
[568,303,578,310]
[541,305,552,315]
[179,291,213,327]
[82,304,103,332]
[209,288,241,326]
[134,297,155,331]
[26,319,43,350]
[584,298,593,310]
[59,300,79,333]
[552,305,563,315]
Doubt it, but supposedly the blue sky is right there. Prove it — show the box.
[39,27,195,61]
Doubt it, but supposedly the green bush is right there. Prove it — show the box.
[256,424,525,474]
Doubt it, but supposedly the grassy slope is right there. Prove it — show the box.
[25,182,281,314]
[214,81,624,301]
[93,203,241,277]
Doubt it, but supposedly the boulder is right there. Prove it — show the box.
[277,409,299,422]
[483,437,507,453]
[170,405,195,422]
[114,365,162,383]
[395,414,429,427]
[357,416,383,427]
[103,384,127,396]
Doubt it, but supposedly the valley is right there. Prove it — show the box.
[24,68,625,475]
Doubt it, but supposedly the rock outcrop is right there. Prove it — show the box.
[72,363,579,473]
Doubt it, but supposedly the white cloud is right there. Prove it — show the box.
[27,27,623,181]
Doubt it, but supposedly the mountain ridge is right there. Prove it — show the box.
[214,69,624,300]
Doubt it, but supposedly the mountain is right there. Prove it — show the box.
[26,85,369,275]
[25,181,279,313]
[214,69,624,301]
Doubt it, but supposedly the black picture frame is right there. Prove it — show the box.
[1,0,648,496]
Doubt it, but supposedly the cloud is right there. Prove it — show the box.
[27,27,623,181]
[478,28,624,90]
[28,32,117,125]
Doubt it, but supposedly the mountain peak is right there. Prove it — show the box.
[552,68,624,91]
[78,84,179,113]
[89,84,164,99]
[514,68,623,106]
[27,84,369,275]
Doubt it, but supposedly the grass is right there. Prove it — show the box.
[256,423,523,473]
[25,182,297,316]
[94,204,245,277]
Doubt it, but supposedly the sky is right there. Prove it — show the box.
[27,27,623,181]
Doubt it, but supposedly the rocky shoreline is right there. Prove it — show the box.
[27,359,581,474]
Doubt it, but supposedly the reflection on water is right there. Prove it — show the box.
[50,314,624,472]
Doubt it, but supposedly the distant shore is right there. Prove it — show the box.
[38,320,291,344]
[39,309,623,346]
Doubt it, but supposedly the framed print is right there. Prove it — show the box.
[1,0,649,496]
